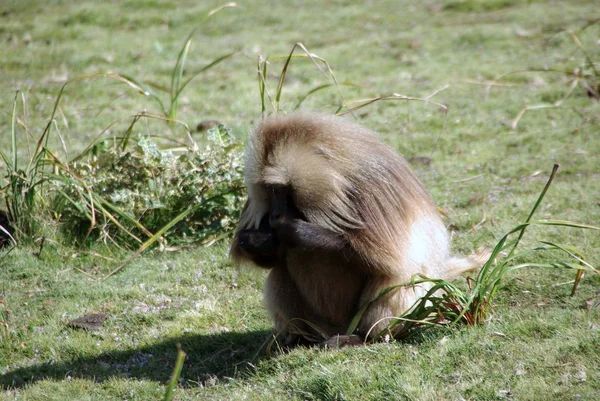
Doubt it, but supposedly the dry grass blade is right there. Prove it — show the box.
[488,68,571,92]
[72,112,191,162]
[571,269,585,296]
[567,30,599,79]
[208,2,238,16]
[336,89,448,116]
[510,104,554,130]
[293,82,361,110]
[510,80,579,129]
[493,22,599,128]
[103,205,197,280]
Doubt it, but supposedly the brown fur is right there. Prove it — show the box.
[231,112,487,341]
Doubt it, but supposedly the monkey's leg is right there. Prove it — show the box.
[264,267,310,346]
[356,276,430,340]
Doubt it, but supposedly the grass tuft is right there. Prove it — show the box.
[0,91,53,244]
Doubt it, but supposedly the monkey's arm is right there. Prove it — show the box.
[268,185,350,252]
[273,218,348,252]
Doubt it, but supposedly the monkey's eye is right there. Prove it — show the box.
[266,184,288,194]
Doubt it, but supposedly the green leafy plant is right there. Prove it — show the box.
[1,4,241,251]
[53,124,245,249]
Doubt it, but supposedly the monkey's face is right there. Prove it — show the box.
[266,184,304,247]
[235,183,304,265]
[255,137,362,238]
[237,213,277,253]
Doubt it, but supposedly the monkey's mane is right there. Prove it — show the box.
[244,112,439,273]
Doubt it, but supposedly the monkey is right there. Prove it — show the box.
[230,112,489,346]
[0,210,13,248]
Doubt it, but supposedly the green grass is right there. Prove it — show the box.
[1,0,600,400]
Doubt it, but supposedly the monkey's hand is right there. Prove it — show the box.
[236,228,281,268]
[269,215,300,247]
[238,228,279,256]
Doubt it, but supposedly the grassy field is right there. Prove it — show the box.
[1,0,599,400]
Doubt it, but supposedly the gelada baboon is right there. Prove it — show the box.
[230,112,488,345]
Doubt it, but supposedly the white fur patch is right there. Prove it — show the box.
[404,214,449,278]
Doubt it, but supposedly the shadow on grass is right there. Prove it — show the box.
[0,329,272,389]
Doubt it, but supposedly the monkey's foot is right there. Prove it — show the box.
[278,332,317,350]
[319,334,364,349]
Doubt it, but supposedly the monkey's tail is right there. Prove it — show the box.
[444,247,492,279]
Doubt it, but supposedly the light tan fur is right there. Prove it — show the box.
[231,112,487,340]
